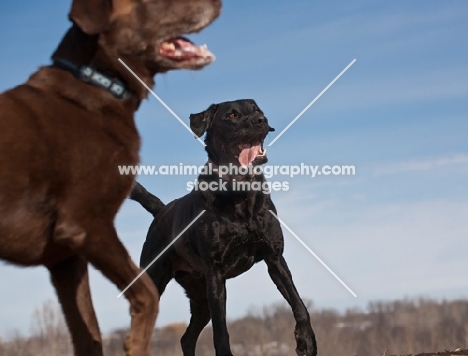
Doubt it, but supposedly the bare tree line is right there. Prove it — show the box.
[1,298,467,355]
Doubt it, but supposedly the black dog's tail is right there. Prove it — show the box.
[129,182,165,217]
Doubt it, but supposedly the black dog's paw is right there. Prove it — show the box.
[295,344,317,356]
[295,328,317,356]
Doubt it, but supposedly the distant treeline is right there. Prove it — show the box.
[1,297,467,356]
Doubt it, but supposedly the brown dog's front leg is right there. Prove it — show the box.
[205,270,233,356]
[265,255,317,356]
[55,220,158,356]
[86,225,159,356]
[49,255,103,356]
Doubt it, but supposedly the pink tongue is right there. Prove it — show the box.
[238,144,261,166]
[173,38,197,52]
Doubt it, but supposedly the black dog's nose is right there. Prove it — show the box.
[253,116,265,125]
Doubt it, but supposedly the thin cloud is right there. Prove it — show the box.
[374,154,468,176]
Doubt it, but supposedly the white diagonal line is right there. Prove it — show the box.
[269,210,357,298]
[118,58,206,147]
[268,59,356,147]
[117,210,206,298]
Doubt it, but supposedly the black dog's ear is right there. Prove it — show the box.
[70,0,112,35]
[189,104,219,138]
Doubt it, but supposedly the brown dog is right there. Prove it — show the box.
[0,0,220,355]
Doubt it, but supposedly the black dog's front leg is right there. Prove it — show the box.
[265,255,317,356]
[205,270,233,356]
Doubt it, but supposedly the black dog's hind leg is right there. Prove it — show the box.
[140,244,173,296]
[265,255,317,356]
[176,273,211,356]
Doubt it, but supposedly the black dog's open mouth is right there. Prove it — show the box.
[237,142,267,167]
[159,37,214,66]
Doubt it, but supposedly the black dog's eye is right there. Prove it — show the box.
[227,113,237,119]
[254,108,261,114]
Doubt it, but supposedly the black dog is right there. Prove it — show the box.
[131,99,317,356]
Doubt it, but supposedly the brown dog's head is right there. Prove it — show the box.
[190,99,275,167]
[69,0,221,75]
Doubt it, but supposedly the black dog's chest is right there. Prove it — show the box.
[211,217,268,277]
[223,217,265,242]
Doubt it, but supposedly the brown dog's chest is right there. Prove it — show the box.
[0,77,140,266]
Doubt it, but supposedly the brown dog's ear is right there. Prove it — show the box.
[190,104,219,138]
[69,0,113,35]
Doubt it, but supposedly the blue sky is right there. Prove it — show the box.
[1,0,467,336]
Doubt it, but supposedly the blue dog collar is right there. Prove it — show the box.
[53,59,132,99]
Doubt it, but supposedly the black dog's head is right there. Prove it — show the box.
[190,99,275,167]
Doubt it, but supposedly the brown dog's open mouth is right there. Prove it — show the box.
[237,143,267,167]
[159,37,214,66]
